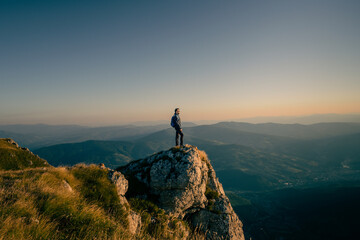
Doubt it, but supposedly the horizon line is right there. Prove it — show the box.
[1,112,359,127]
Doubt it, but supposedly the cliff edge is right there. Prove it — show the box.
[116,144,245,240]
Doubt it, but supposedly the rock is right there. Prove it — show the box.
[62,179,73,192]
[188,196,244,239]
[21,147,30,152]
[128,210,142,235]
[118,145,245,240]
[108,169,128,196]
[31,217,40,224]
[106,165,142,235]
[4,138,19,148]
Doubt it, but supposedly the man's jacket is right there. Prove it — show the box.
[171,114,181,130]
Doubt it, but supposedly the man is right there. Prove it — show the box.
[171,108,184,146]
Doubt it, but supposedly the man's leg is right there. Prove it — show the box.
[180,131,184,146]
[175,129,179,146]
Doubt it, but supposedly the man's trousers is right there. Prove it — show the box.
[175,128,184,146]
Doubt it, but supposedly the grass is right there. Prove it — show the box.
[129,198,191,239]
[0,165,131,240]
[70,164,129,224]
[0,164,206,240]
[0,139,49,171]
[205,186,221,214]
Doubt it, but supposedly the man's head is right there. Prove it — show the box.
[175,108,180,114]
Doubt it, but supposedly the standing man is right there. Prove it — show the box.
[171,108,184,147]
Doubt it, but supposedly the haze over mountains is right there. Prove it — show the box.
[25,121,360,192]
[230,113,360,124]
[1,113,359,149]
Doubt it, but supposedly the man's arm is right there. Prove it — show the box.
[175,116,182,130]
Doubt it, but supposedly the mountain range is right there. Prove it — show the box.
[31,122,360,191]
[0,122,196,149]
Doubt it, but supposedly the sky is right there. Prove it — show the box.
[1,0,359,126]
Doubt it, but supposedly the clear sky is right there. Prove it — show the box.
[1,0,359,126]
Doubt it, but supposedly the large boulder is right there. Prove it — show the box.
[117,145,245,240]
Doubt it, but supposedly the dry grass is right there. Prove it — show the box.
[0,165,131,240]
[0,139,19,150]
[0,163,207,240]
[198,149,209,162]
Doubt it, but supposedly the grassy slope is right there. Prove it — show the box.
[0,165,131,240]
[0,164,202,240]
[0,139,204,239]
[0,139,49,170]
[1,137,209,240]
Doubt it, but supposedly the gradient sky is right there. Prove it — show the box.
[1,0,359,126]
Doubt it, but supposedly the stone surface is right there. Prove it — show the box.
[127,211,142,235]
[118,145,245,240]
[62,179,73,192]
[104,165,142,235]
[4,138,19,148]
[108,169,128,196]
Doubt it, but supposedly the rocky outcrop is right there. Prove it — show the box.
[4,138,20,148]
[117,144,245,240]
[107,168,129,205]
[102,164,142,235]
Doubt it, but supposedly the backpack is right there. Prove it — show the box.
[170,116,175,127]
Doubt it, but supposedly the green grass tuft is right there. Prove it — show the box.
[129,198,191,239]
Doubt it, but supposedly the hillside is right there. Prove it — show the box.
[0,138,49,170]
[33,140,135,169]
[0,141,244,239]
[0,165,133,240]
[230,181,360,240]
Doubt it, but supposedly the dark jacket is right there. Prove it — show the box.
[171,114,181,130]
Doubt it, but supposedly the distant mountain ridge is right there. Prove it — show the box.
[0,122,197,149]
[214,121,360,139]
[34,122,360,191]
[230,113,360,124]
